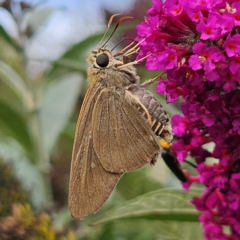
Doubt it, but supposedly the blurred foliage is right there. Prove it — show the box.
[0,160,29,217]
[0,204,76,240]
[0,0,203,239]
[0,160,75,239]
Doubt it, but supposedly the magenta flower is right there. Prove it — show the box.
[196,12,222,40]
[137,0,240,239]
[223,34,240,57]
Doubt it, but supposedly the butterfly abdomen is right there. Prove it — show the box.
[129,85,173,143]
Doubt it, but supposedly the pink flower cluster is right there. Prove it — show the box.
[137,0,240,239]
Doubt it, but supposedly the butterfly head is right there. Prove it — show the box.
[87,48,124,70]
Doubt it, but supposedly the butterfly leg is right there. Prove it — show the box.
[140,74,162,88]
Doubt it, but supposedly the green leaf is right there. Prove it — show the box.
[40,73,82,153]
[0,25,19,50]
[92,188,201,225]
[0,139,46,208]
[0,99,33,155]
[110,220,203,240]
[153,221,203,240]
[116,169,163,200]
[51,57,87,73]
[85,218,203,240]
[0,60,32,109]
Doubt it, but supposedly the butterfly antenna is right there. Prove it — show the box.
[96,13,122,49]
[100,16,134,49]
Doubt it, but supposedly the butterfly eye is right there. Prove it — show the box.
[96,54,109,67]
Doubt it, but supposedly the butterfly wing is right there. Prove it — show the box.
[92,87,160,173]
[69,83,123,220]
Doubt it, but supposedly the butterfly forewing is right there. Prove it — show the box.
[69,84,122,220]
[92,87,160,173]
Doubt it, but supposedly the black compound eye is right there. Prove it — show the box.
[96,54,109,67]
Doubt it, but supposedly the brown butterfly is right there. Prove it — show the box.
[68,16,173,220]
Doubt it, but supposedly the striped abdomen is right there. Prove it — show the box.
[129,84,173,143]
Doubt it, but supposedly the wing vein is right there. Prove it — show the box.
[112,100,123,168]
[120,109,140,167]
[122,104,150,156]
